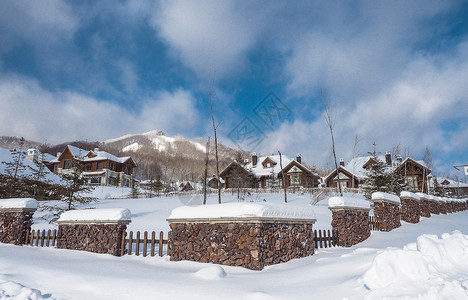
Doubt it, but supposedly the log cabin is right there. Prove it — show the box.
[50,145,136,187]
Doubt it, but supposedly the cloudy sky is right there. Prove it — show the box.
[1,0,467,176]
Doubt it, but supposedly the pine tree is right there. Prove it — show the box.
[387,168,407,195]
[363,144,392,198]
[2,137,27,179]
[61,151,95,210]
[129,176,140,198]
[432,177,445,196]
[28,145,51,199]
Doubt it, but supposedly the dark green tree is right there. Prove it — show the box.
[363,144,392,198]
[129,176,140,198]
[61,151,95,210]
[432,177,445,197]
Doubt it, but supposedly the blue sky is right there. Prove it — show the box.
[0,0,467,178]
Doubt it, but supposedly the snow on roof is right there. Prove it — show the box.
[400,191,420,201]
[167,203,316,221]
[0,198,38,209]
[244,155,294,177]
[87,150,131,164]
[371,192,401,204]
[58,208,132,223]
[328,196,371,209]
[431,176,468,188]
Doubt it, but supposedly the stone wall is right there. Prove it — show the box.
[57,223,127,256]
[169,221,314,270]
[400,198,420,224]
[419,199,431,218]
[373,201,401,232]
[439,202,448,214]
[429,200,440,214]
[330,208,370,247]
[0,209,35,245]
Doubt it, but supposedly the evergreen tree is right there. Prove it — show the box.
[129,176,140,198]
[28,145,51,199]
[2,137,27,179]
[387,168,407,195]
[363,144,392,198]
[432,177,445,196]
[61,151,95,210]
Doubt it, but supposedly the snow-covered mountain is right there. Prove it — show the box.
[105,130,206,155]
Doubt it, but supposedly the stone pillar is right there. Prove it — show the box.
[0,198,38,245]
[427,195,440,214]
[437,197,448,214]
[328,196,370,247]
[167,203,316,270]
[416,193,431,218]
[400,191,420,223]
[57,208,131,256]
[371,192,401,232]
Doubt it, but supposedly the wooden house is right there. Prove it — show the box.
[50,145,136,187]
[220,153,320,189]
[325,152,432,193]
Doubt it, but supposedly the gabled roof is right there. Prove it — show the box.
[51,145,135,166]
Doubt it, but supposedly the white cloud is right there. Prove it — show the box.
[0,76,200,143]
[150,0,269,80]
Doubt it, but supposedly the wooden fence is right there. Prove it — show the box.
[314,229,338,248]
[24,228,341,255]
[369,216,381,231]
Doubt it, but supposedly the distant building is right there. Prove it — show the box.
[324,151,432,193]
[220,153,320,189]
[50,145,136,187]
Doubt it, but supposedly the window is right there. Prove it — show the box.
[266,163,271,168]
[86,163,91,171]
[109,162,114,171]
[97,161,103,170]
[290,174,301,185]
[63,160,71,169]
[90,177,101,184]
[405,176,418,191]
[338,181,348,190]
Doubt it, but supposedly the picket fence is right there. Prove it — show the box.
[25,228,345,255]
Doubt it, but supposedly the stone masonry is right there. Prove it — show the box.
[400,198,420,224]
[429,199,440,214]
[0,209,35,245]
[419,198,431,218]
[373,201,401,232]
[169,221,315,270]
[330,208,370,247]
[57,223,127,256]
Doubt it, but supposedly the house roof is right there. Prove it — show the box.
[50,145,135,166]
[221,154,315,179]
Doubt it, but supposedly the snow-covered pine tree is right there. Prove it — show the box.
[28,145,51,199]
[363,144,392,198]
[2,137,27,179]
[61,150,95,210]
[129,176,140,198]
[387,166,408,195]
[432,177,445,197]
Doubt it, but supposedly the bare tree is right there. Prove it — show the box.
[321,89,342,196]
[278,151,287,203]
[209,68,222,204]
[350,134,362,188]
[203,137,210,205]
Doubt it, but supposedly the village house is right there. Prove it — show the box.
[50,145,136,187]
[220,153,320,189]
[324,151,432,193]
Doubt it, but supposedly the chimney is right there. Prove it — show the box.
[252,152,258,166]
[56,152,62,159]
[385,151,392,166]
[339,158,344,167]
[396,155,402,164]
[296,153,301,164]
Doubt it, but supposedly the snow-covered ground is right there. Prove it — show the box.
[2,188,468,299]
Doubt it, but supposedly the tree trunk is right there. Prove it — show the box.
[278,151,287,203]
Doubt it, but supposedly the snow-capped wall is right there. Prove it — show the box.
[400,191,420,201]
[58,208,131,224]
[0,198,38,210]
[371,192,401,204]
[328,196,371,210]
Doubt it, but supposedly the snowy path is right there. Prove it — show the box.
[2,211,468,299]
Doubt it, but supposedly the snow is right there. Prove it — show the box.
[168,202,316,221]
[0,147,62,184]
[122,142,141,152]
[416,192,429,199]
[371,192,401,204]
[328,195,371,209]
[362,231,468,299]
[57,208,131,223]
[0,198,38,209]
[2,189,468,299]
[400,191,420,201]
